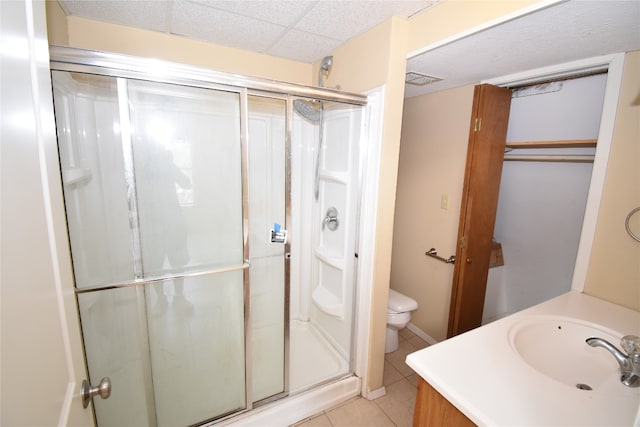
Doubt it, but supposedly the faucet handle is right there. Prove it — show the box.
[621,335,640,357]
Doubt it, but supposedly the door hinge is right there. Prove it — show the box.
[473,117,482,132]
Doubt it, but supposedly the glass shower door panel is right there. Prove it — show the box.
[127,80,244,277]
[145,272,246,426]
[77,272,246,427]
[77,288,154,427]
[52,71,248,426]
[248,96,286,402]
[52,71,135,289]
[126,80,247,425]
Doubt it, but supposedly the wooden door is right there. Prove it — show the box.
[447,84,512,338]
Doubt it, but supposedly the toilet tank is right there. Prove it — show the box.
[388,289,418,313]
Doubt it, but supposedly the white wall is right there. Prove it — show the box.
[483,74,607,322]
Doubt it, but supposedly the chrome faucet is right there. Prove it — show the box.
[586,335,640,387]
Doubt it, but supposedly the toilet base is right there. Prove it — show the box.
[385,327,399,353]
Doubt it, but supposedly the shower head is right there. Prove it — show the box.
[320,56,333,72]
[318,55,334,87]
[293,99,322,122]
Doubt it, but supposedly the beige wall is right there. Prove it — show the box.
[584,50,640,310]
[391,85,474,342]
[44,0,67,45]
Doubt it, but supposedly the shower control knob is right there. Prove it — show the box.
[81,377,111,408]
[322,207,339,232]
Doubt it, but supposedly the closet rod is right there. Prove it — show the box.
[504,154,594,163]
[505,139,597,148]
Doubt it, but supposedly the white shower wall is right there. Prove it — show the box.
[290,104,363,360]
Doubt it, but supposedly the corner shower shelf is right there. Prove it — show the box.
[315,250,345,270]
[62,167,92,185]
[319,171,349,184]
[312,286,343,318]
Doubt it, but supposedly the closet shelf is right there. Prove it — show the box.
[504,154,595,163]
[505,139,597,149]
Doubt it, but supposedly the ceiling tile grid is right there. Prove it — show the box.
[172,0,288,52]
[60,0,169,33]
[58,0,437,63]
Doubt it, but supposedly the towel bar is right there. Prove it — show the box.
[425,248,455,264]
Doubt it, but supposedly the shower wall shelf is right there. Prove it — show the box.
[62,167,92,185]
[312,286,343,319]
[315,250,344,270]
[313,250,346,318]
[319,171,349,184]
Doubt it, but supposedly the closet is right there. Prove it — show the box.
[482,73,608,323]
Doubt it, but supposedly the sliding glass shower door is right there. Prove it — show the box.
[52,71,286,426]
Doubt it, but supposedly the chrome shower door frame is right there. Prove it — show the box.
[50,45,367,426]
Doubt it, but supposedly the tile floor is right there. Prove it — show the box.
[292,328,430,427]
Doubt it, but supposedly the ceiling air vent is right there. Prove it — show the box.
[405,71,442,86]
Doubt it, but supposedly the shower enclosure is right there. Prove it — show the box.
[49,47,366,426]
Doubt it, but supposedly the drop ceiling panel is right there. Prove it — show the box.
[57,0,437,63]
[295,1,430,40]
[60,0,169,33]
[190,0,313,27]
[268,29,342,63]
[172,0,286,52]
[405,0,640,98]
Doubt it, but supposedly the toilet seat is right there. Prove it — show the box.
[387,311,410,327]
[385,289,418,353]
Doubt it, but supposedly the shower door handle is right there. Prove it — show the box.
[81,377,111,408]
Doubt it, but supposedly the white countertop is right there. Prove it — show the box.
[406,291,640,426]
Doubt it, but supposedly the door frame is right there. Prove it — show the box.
[484,53,626,293]
[446,53,626,336]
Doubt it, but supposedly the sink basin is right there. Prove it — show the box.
[509,316,625,390]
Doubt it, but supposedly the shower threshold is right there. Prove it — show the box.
[215,319,357,426]
[218,376,360,426]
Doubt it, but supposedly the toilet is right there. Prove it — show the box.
[385,289,418,353]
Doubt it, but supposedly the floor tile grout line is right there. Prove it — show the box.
[372,398,398,427]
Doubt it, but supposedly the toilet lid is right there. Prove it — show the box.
[388,289,418,312]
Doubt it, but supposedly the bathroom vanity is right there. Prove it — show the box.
[406,291,640,426]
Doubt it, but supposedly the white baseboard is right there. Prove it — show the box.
[365,386,386,401]
[406,323,439,346]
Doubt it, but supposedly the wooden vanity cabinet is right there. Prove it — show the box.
[413,378,476,427]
